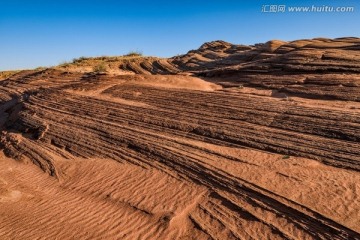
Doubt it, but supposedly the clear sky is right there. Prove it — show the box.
[0,0,359,70]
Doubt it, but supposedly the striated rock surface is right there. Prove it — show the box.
[0,37,360,239]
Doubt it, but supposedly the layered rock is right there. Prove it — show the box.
[0,37,360,239]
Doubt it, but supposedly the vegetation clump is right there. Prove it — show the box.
[93,62,108,73]
[0,70,20,80]
[124,50,143,57]
[72,56,88,63]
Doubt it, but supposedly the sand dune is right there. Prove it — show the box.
[1,38,360,239]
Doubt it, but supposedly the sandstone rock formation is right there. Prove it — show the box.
[0,37,359,239]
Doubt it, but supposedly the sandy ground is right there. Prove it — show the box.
[1,140,359,239]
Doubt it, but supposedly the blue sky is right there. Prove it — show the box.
[0,0,359,70]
